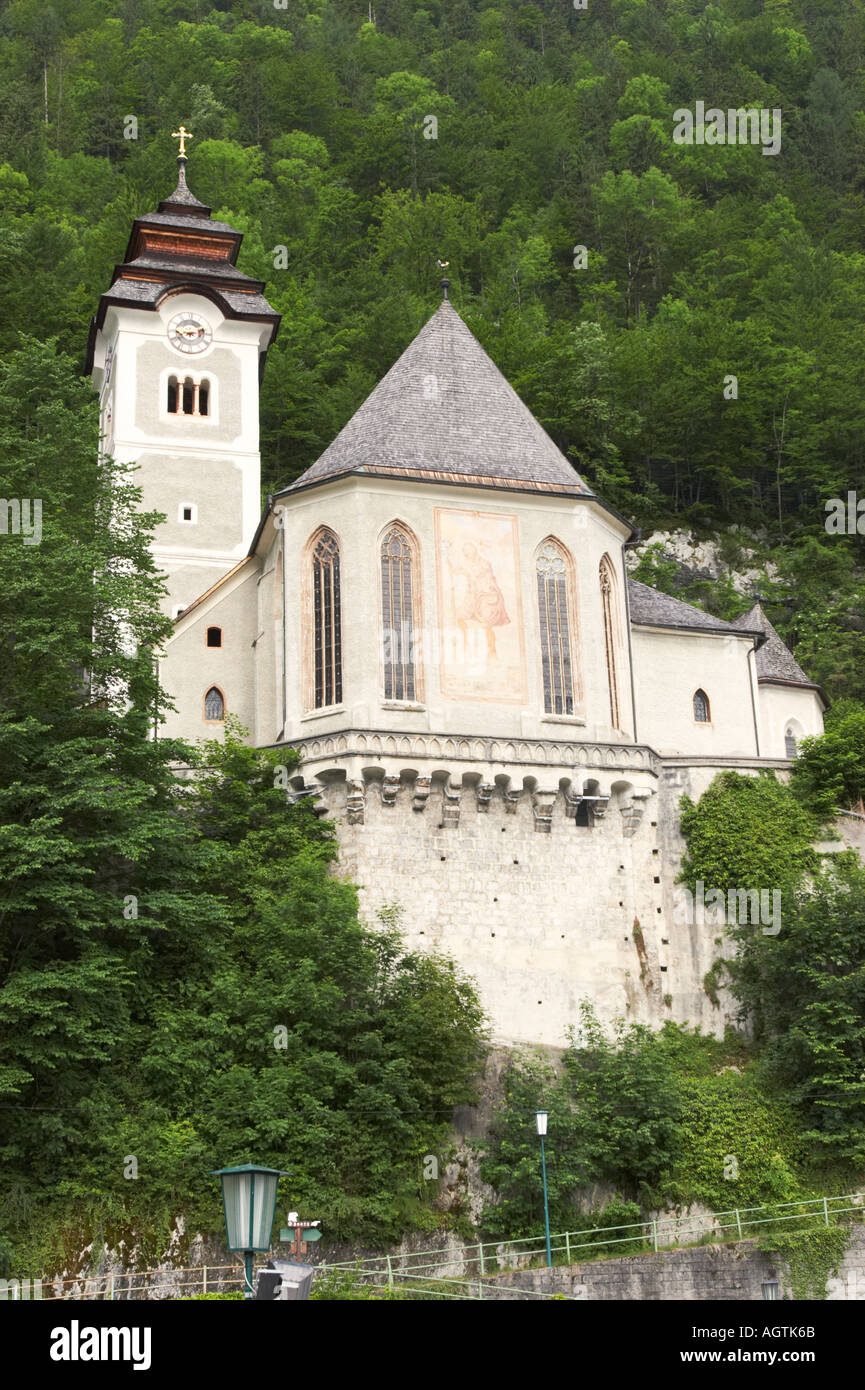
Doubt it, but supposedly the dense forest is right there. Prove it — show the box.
[2,0,865,1276]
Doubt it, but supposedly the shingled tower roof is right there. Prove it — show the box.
[733,603,821,690]
[85,154,279,373]
[285,300,593,497]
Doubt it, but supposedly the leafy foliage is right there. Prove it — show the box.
[480,1015,852,1241]
[680,771,865,1165]
[679,771,821,900]
[758,1225,850,1301]
[0,345,487,1271]
[791,700,865,818]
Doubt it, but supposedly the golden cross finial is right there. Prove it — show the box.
[171,126,192,157]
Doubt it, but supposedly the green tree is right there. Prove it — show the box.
[791,700,865,818]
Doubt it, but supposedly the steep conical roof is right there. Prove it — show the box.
[286,300,592,496]
[733,604,818,687]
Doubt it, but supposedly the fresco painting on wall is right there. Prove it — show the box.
[435,507,527,702]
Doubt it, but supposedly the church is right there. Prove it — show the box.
[86,149,827,1046]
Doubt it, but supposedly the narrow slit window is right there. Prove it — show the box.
[599,555,621,729]
[785,727,797,758]
[381,526,417,701]
[537,540,575,716]
[182,378,194,414]
[312,530,342,709]
[167,376,179,413]
[206,626,222,648]
[693,689,710,722]
[204,686,224,721]
[198,381,209,416]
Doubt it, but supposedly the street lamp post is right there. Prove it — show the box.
[210,1164,289,1299]
[535,1110,552,1268]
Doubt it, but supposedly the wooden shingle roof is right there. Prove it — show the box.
[286,301,593,497]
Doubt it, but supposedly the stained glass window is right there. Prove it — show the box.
[204,686,224,720]
[600,556,621,729]
[381,527,417,701]
[693,689,710,722]
[537,540,575,716]
[312,530,342,708]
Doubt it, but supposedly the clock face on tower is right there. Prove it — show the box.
[168,311,212,354]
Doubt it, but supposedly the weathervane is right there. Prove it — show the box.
[171,125,193,157]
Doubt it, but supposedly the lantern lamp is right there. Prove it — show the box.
[210,1164,289,1299]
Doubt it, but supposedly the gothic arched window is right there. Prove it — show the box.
[785,727,797,758]
[693,689,710,722]
[311,529,342,709]
[599,555,621,729]
[204,686,225,721]
[537,539,577,716]
[381,524,420,702]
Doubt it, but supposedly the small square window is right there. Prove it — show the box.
[178,503,198,524]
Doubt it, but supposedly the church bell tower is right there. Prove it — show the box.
[86,130,280,617]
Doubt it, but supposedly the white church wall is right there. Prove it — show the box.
[159,562,259,744]
[277,475,635,747]
[758,682,825,759]
[630,626,759,757]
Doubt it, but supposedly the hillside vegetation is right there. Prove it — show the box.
[1,0,864,698]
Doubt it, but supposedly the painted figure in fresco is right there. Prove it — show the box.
[447,540,510,658]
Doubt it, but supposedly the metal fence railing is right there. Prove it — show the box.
[5,1190,862,1300]
[318,1191,865,1285]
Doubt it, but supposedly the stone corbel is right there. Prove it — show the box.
[476,782,495,813]
[531,788,558,834]
[412,776,431,812]
[587,795,610,822]
[441,777,461,829]
[503,785,520,814]
[346,779,366,825]
[619,789,652,838]
[381,774,400,807]
[563,788,580,819]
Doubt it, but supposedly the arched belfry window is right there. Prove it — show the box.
[693,689,710,722]
[204,686,225,721]
[785,727,797,758]
[381,524,421,702]
[310,529,342,709]
[599,555,622,729]
[167,375,211,417]
[537,539,577,716]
